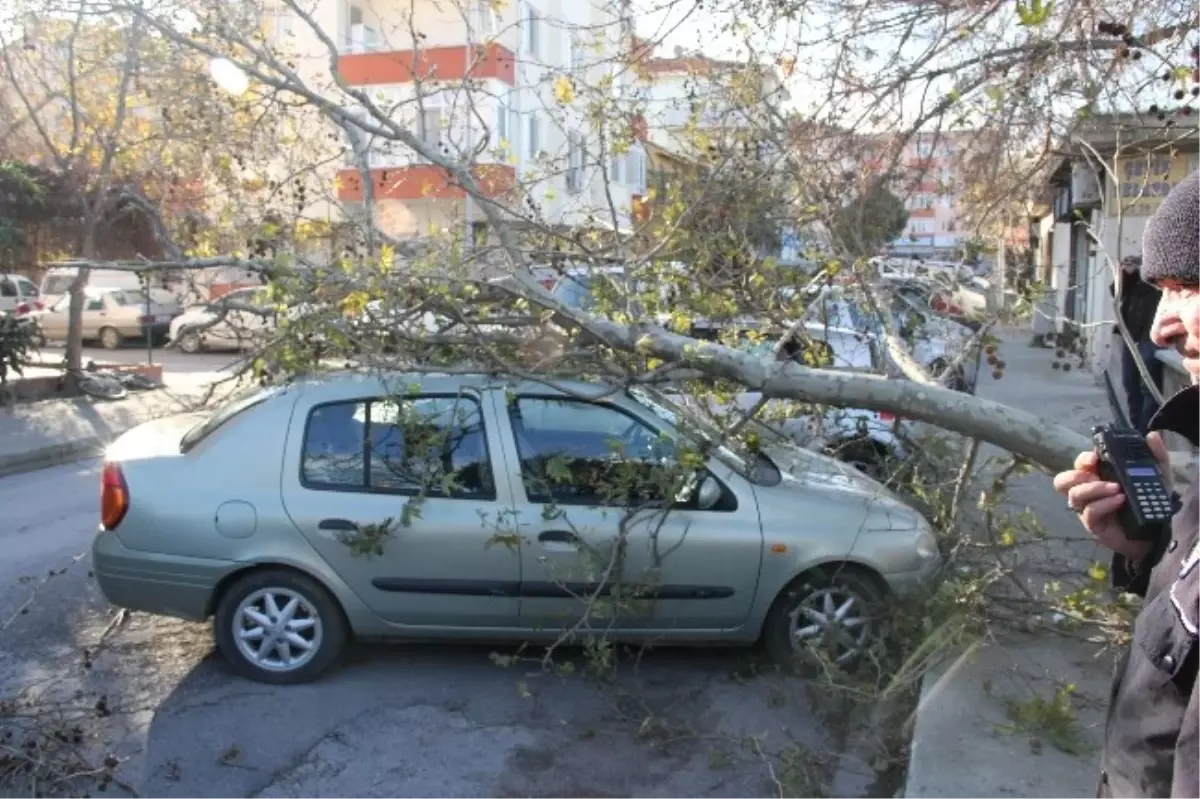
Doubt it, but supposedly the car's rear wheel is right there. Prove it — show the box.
[214,569,347,685]
[762,566,884,671]
[98,326,122,350]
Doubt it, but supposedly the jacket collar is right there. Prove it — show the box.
[1148,384,1199,447]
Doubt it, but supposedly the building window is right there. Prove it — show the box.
[627,143,646,193]
[419,103,442,151]
[609,151,623,184]
[473,1,498,37]
[566,131,585,194]
[910,194,934,210]
[527,113,540,159]
[910,219,934,234]
[522,3,539,56]
[471,221,489,248]
[264,3,296,44]
[345,4,378,52]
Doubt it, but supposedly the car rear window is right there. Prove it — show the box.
[180,385,284,453]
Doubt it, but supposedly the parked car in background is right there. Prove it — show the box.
[168,286,279,353]
[801,283,982,393]
[0,273,45,318]
[687,320,912,479]
[40,266,185,309]
[92,371,941,684]
[38,287,179,349]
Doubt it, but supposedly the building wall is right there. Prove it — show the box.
[285,0,638,240]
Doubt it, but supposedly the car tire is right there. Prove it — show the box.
[177,330,202,354]
[214,569,348,685]
[762,566,885,672]
[826,438,889,481]
[98,326,122,350]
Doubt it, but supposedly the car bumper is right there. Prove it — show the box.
[92,529,236,621]
[883,555,943,597]
[139,321,172,340]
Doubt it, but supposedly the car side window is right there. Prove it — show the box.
[18,279,38,298]
[86,296,104,311]
[509,397,676,506]
[301,396,495,500]
[43,276,72,296]
[0,280,15,298]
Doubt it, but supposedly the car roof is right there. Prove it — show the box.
[290,371,623,404]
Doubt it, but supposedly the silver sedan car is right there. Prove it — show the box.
[93,373,942,684]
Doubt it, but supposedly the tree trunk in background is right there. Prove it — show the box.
[65,226,95,373]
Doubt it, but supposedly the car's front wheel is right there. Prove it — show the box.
[214,569,348,684]
[762,566,884,671]
[177,330,202,354]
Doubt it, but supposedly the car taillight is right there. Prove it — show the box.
[948,303,963,316]
[138,314,155,324]
[539,278,557,290]
[878,411,896,421]
[100,462,129,530]
[34,300,44,311]
[15,302,29,315]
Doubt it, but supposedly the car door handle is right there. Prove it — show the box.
[538,530,579,550]
[317,518,358,531]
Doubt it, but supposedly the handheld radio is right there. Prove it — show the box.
[1092,371,1174,541]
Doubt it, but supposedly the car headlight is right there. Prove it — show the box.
[915,529,939,560]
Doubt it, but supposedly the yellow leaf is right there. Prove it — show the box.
[1087,561,1108,582]
[553,75,576,105]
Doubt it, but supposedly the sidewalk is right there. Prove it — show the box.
[904,327,1196,797]
[0,372,244,477]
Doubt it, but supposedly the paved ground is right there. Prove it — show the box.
[905,329,1196,798]
[0,465,855,798]
[46,342,243,375]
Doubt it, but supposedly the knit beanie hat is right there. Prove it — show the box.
[1140,170,1199,286]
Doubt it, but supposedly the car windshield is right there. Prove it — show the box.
[627,386,781,485]
[179,384,284,453]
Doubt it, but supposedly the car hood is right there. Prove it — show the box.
[760,443,915,515]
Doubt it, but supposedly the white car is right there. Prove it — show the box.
[803,283,982,393]
[168,287,280,353]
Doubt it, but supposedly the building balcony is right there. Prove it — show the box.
[337,43,516,86]
[335,164,516,202]
[908,207,936,218]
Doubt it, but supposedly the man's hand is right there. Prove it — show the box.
[1052,431,1172,561]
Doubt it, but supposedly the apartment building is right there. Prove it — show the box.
[267,0,645,241]
[633,41,789,161]
[858,131,973,258]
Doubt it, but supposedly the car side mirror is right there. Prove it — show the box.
[696,474,722,510]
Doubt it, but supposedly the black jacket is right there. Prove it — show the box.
[1110,271,1163,343]
[1102,384,1199,798]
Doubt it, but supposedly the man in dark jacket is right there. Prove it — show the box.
[1055,170,1199,798]
[1111,254,1164,434]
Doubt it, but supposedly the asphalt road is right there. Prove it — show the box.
[0,460,854,798]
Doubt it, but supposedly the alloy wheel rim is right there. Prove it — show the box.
[233,587,323,672]
[788,586,872,665]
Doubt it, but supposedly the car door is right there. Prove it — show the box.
[490,391,763,634]
[279,386,524,628]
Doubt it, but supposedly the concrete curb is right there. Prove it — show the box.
[0,438,106,478]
